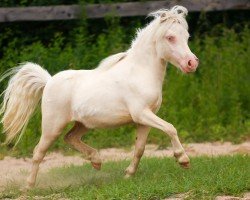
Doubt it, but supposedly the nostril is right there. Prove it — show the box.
[188,60,192,67]
[195,58,199,63]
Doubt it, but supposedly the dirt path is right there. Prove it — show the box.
[164,192,250,200]
[0,141,249,192]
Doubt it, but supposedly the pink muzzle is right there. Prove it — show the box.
[182,56,199,73]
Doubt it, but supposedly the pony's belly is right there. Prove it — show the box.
[79,114,133,129]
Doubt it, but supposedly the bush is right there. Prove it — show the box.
[0,15,249,156]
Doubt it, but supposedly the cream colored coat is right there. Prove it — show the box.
[0,5,198,188]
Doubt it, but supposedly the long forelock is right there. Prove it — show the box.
[148,6,188,30]
[130,6,188,49]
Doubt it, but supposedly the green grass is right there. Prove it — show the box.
[1,155,249,199]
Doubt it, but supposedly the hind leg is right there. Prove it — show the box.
[64,122,102,170]
[26,116,67,188]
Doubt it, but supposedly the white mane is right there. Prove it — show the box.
[148,5,188,29]
[148,6,188,20]
[96,5,188,71]
[131,5,188,49]
[96,52,127,71]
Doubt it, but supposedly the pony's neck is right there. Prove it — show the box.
[128,19,167,84]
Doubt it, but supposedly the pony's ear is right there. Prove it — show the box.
[148,9,170,22]
[171,5,188,18]
[160,12,168,23]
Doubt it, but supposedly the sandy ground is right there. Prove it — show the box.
[0,141,249,198]
[164,192,250,200]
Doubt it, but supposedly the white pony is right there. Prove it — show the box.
[0,5,198,188]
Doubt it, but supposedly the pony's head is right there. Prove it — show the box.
[150,6,199,73]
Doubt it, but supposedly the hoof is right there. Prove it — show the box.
[124,173,133,179]
[26,179,35,189]
[124,168,134,179]
[179,161,190,169]
[91,162,102,170]
[124,166,135,178]
[21,183,33,193]
[174,151,190,169]
[20,186,29,193]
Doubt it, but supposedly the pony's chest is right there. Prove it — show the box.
[131,86,163,112]
[150,94,162,112]
[145,91,162,112]
[128,71,163,111]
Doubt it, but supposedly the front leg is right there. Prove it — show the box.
[133,108,190,168]
[125,125,150,178]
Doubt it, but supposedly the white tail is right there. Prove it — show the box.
[0,62,51,144]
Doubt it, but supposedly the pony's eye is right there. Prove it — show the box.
[166,36,175,43]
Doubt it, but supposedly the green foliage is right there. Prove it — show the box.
[0,13,249,156]
[1,155,250,199]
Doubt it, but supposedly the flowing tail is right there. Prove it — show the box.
[0,62,51,144]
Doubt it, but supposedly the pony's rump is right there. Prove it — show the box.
[0,62,51,144]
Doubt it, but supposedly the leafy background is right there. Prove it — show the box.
[0,1,249,156]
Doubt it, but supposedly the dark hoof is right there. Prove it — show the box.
[179,161,190,169]
[91,162,102,170]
